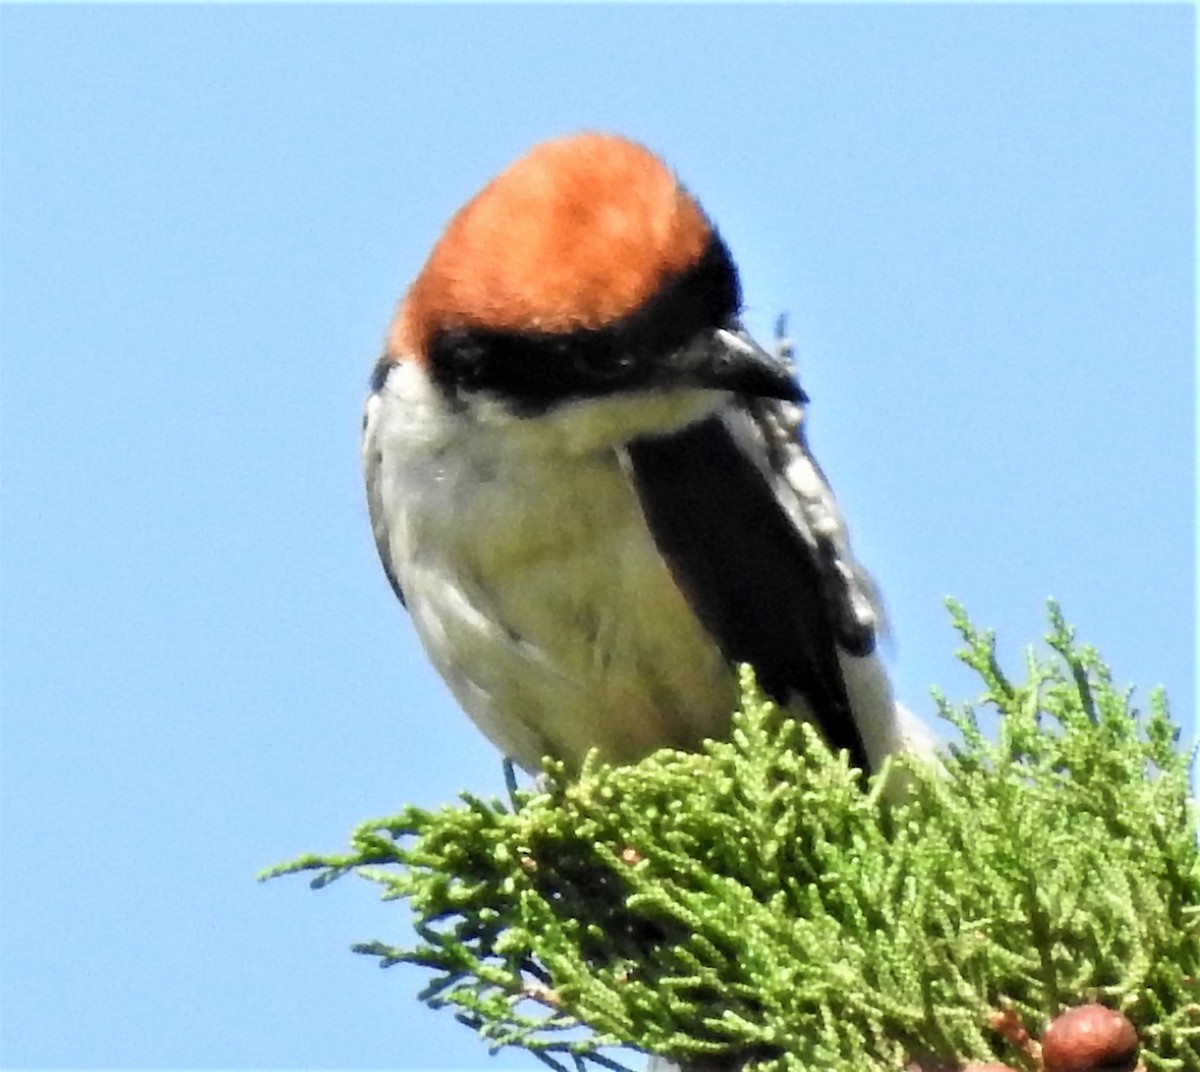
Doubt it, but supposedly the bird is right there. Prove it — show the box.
[361,132,929,778]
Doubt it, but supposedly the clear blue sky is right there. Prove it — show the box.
[1,5,1193,1070]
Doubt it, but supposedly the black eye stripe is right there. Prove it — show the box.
[425,235,741,415]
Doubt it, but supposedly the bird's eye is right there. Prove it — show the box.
[573,341,635,383]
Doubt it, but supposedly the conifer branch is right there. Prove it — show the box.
[262,603,1199,1070]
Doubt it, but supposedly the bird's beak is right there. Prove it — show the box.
[677,324,807,404]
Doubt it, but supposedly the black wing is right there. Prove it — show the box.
[625,410,872,773]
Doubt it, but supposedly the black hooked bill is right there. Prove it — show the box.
[671,324,808,404]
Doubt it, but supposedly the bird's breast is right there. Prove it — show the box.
[373,399,736,772]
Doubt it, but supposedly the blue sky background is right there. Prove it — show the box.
[1,5,1193,1070]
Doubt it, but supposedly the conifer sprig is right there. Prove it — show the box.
[262,604,1198,1070]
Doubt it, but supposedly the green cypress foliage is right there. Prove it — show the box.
[262,603,1199,1070]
